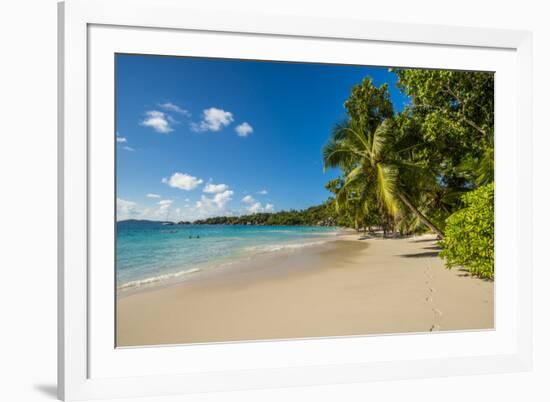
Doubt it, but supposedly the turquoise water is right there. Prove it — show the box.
[116,221,339,290]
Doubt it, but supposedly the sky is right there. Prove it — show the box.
[115,54,410,222]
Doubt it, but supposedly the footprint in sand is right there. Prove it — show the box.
[425,287,437,303]
[424,265,443,332]
[430,308,443,332]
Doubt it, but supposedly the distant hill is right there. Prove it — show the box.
[193,202,349,227]
[116,202,352,227]
[116,219,173,226]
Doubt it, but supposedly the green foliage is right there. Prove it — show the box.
[193,202,349,227]
[394,69,494,190]
[458,146,494,186]
[322,69,495,240]
[323,85,402,221]
[323,78,446,237]
[440,183,494,279]
[344,78,394,135]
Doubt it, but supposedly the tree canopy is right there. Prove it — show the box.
[323,69,494,276]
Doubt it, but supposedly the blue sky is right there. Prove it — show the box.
[115,54,410,221]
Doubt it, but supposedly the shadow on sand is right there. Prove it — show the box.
[410,238,437,243]
[423,245,441,251]
[399,251,440,258]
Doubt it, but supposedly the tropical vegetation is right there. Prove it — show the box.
[439,183,494,279]
[192,202,347,226]
[322,69,494,278]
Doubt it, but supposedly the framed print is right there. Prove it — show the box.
[58,0,533,400]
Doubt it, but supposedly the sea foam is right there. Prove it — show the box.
[117,268,201,290]
[117,223,339,291]
[244,240,329,254]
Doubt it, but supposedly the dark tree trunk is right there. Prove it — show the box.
[397,192,444,239]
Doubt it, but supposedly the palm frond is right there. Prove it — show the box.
[376,163,400,217]
[475,146,494,186]
[322,140,362,170]
[334,165,366,211]
[455,146,494,187]
[371,119,395,160]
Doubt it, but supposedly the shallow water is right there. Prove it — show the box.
[116,221,340,290]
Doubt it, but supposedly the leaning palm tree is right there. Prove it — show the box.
[457,145,494,187]
[323,118,444,239]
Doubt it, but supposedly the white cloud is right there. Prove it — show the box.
[246,201,274,214]
[118,191,271,222]
[241,195,274,214]
[191,108,233,132]
[203,183,229,193]
[158,199,174,206]
[196,190,234,213]
[117,197,187,222]
[117,198,139,220]
[212,190,233,208]
[146,193,161,198]
[247,202,263,214]
[116,134,134,150]
[257,189,268,195]
[159,102,191,117]
[141,110,173,133]
[235,122,253,137]
[162,172,203,190]
[117,197,137,212]
[157,199,174,214]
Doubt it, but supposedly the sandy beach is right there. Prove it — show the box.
[116,234,494,347]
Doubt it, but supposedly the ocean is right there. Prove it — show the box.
[116,221,340,291]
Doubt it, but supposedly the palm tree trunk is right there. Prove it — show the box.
[397,192,444,239]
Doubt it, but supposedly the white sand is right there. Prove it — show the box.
[117,234,493,346]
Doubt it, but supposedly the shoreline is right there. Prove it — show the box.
[116,234,494,347]
[116,227,355,296]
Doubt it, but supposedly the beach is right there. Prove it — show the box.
[116,233,494,347]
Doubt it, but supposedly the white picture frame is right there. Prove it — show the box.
[58,0,533,400]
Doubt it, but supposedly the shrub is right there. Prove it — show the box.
[440,183,494,279]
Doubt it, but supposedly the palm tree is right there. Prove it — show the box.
[323,118,444,239]
[457,146,494,187]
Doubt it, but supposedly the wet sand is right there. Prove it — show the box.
[116,234,494,347]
